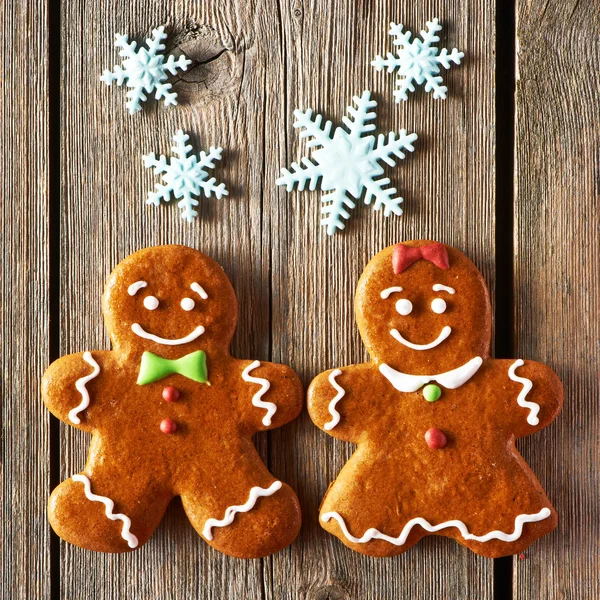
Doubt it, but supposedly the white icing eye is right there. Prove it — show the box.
[181,297,195,311]
[143,296,159,310]
[431,298,447,314]
[395,298,413,316]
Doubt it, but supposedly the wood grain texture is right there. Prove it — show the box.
[60,2,269,598]
[0,1,51,599]
[269,1,496,598]
[513,1,600,598]
[58,0,495,598]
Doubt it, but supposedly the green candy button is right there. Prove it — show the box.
[423,384,442,403]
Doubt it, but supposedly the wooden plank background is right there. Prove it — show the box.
[1,0,598,598]
[1,1,51,599]
[513,0,600,597]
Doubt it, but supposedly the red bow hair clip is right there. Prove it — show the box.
[393,243,450,274]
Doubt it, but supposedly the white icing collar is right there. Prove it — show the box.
[379,357,483,393]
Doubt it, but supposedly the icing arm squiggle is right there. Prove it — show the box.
[242,360,276,426]
[69,352,101,424]
[202,481,282,540]
[324,369,345,430]
[322,507,551,545]
[508,359,540,426]
[72,474,139,548]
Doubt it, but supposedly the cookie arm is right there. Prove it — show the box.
[41,352,107,432]
[307,366,373,443]
[238,361,303,431]
[505,359,563,437]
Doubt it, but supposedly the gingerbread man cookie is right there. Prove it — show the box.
[43,245,303,557]
[308,241,563,558]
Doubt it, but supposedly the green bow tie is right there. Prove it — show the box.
[137,351,208,385]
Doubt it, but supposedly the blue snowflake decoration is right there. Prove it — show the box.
[143,130,228,222]
[372,18,464,102]
[277,90,417,235]
[101,26,191,115]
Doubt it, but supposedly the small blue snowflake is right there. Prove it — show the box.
[277,90,417,235]
[372,18,464,101]
[101,26,191,115]
[143,130,228,222]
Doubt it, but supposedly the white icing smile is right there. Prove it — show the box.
[390,325,451,350]
[131,323,205,346]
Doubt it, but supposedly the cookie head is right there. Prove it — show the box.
[355,241,491,372]
[102,245,237,357]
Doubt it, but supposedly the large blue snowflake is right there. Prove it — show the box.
[143,130,228,222]
[101,26,191,115]
[277,90,417,235]
[372,18,464,102]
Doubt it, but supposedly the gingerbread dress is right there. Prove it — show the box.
[308,241,563,558]
[43,245,303,557]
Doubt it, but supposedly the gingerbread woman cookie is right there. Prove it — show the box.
[308,241,563,558]
[43,245,303,557]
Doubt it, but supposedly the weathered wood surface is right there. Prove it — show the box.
[270,1,497,598]
[57,1,495,598]
[0,1,51,599]
[513,1,600,598]
[8,0,598,597]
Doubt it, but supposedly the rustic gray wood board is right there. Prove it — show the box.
[513,0,600,598]
[57,0,495,598]
[0,1,51,599]
[269,1,496,598]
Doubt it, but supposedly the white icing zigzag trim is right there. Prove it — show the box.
[242,360,277,426]
[322,507,551,545]
[508,359,540,426]
[202,481,283,541]
[324,369,345,430]
[72,474,139,548]
[69,352,101,424]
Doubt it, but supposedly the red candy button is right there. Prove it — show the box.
[425,427,447,449]
[160,418,177,434]
[162,386,180,402]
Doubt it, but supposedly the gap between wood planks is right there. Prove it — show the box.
[494,0,517,599]
[48,0,61,598]
[46,1,518,598]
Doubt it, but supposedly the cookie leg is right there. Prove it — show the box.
[48,469,172,552]
[180,450,301,558]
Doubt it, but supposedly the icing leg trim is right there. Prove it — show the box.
[324,369,345,430]
[322,508,551,545]
[508,359,540,426]
[72,474,139,548]
[242,360,276,426]
[202,481,282,541]
[69,352,101,424]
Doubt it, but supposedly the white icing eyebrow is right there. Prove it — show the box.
[128,281,147,296]
[191,282,208,300]
[381,286,404,299]
[432,284,455,294]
